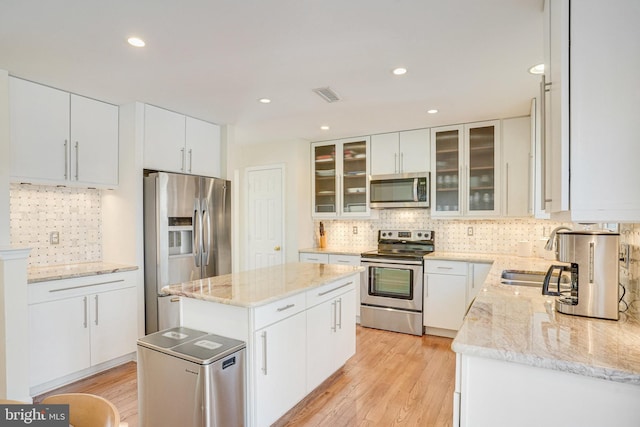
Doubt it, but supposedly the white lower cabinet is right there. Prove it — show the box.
[306,286,356,392]
[423,260,468,336]
[253,310,307,427]
[28,271,138,389]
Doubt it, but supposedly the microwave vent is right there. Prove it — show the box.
[313,87,341,103]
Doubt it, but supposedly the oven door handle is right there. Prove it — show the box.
[361,258,424,266]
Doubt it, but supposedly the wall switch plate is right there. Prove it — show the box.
[50,231,60,245]
[620,243,630,270]
[467,227,474,236]
[353,226,358,235]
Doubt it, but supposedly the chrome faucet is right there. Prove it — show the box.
[544,226,572,251]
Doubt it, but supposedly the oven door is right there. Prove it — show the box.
[361,258,423,311]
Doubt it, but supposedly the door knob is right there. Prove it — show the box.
[274,246,281,251]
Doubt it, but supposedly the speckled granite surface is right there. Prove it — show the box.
[28,262,138,283]
[163,262,364,307]
[449,253,640,385]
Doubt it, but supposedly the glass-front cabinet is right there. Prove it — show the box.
[431,121,501,217]
[311,137,371,218]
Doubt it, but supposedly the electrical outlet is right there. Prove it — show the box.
[467,227,474,236]
[353,226,358,235]
[620,243,630,270]
[50,231,60,245]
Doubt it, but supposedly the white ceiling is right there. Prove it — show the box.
[0,0,544,145]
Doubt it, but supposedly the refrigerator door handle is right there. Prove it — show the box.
[193,199,201,267]
[202,201,211,266]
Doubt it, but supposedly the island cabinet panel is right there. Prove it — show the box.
[253,311,307,427]
[457,354,640,427]
[306,281,356,392]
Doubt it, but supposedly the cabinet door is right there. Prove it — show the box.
[465,121,501,216]
[70,94,119,187]
[370,132,399,175]
[299,252,329,264]
[254,311,306,427]
[90,286,138,366]
[502,117,532,217]
[306,299,337,392]
[9,77,70,183]
[185,117,221,177]
[143,104,186,173]
[399,129,430,173]
[467,263,491,306]
[431,125,463,216]
[424,273,467,330]
[334,289,356,366]
[29,296,90,386]
[340,137,369,216]
[311,142,338,217]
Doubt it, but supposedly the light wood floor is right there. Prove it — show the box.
[35,326,455,427]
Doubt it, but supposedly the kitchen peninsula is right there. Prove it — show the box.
[162,262,363,427]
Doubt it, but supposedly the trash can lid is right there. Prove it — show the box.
[171,333,246,365]
[137,327,208,350]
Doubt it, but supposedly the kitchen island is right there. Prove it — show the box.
[451,254,640,427]
[162,262,363,427]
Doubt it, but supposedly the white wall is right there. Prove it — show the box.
[227,132,313,271]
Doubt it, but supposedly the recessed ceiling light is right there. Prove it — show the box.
[392,67,407,76]
[320,125,330,131]
[258,98,271,104]
[427,109,439,114]
[528,63,544,75]
[127,37,146,47]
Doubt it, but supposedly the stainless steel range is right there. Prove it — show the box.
[360,230,434,336]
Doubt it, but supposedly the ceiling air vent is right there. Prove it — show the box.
[313,87,341,103]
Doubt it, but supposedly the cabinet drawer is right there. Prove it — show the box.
[299,253,329,264]
[328,254,361,266]
[254,292,306,330]
[29,271,135,305]
[424,260,467,275]
[306,277,356,308]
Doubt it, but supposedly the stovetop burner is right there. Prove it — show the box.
[361,229,434,261]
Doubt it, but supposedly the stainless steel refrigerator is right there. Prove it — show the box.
[143,171,231,334]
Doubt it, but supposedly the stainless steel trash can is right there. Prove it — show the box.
[137,327,246,427]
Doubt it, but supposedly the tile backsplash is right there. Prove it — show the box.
[10,183,102,267]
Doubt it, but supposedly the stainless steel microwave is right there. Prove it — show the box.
[369,172,429,208]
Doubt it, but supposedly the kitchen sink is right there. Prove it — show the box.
[500,269,570,287]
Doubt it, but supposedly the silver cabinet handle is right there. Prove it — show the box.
[83,296,88,328]
[437,266,453,270]
[331,301,337,332]
[188,148,193,173]
[505,162,509,216]
[94,294,99,326]
[64,140,69,180]
[170,297,180,303]
[337,297,343,330]
[180,147,186,172]
[540,75,552,206]
[49,279,124,293]
[394,153,398,173]
[277,303,295,312]
[75,141,79,180]
[318,281,353,297]
[261,331,268,375]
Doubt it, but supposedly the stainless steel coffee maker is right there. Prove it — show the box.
[543,230,620,320]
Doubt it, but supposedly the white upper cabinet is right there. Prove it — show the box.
[70,94,119,186]
[9,77,119,187]
[501,117,532,217]
[143,104,221,177]
[431,121,501,218]
[370,129,430,175]
[311,137,371,218]
[542,0,640,221]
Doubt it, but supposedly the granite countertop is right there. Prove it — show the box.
[299,246,374,256]
[28,261,139,284]
[451,254,640,385]
[163,262,364,308]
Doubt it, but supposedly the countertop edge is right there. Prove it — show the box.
[28,263,139,284]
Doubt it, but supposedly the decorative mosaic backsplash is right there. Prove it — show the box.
[10,184,102,267]
[620,223,640,316]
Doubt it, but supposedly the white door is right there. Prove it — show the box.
[246,166,284,270]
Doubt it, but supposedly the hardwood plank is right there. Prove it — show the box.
[33,326,455,427]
